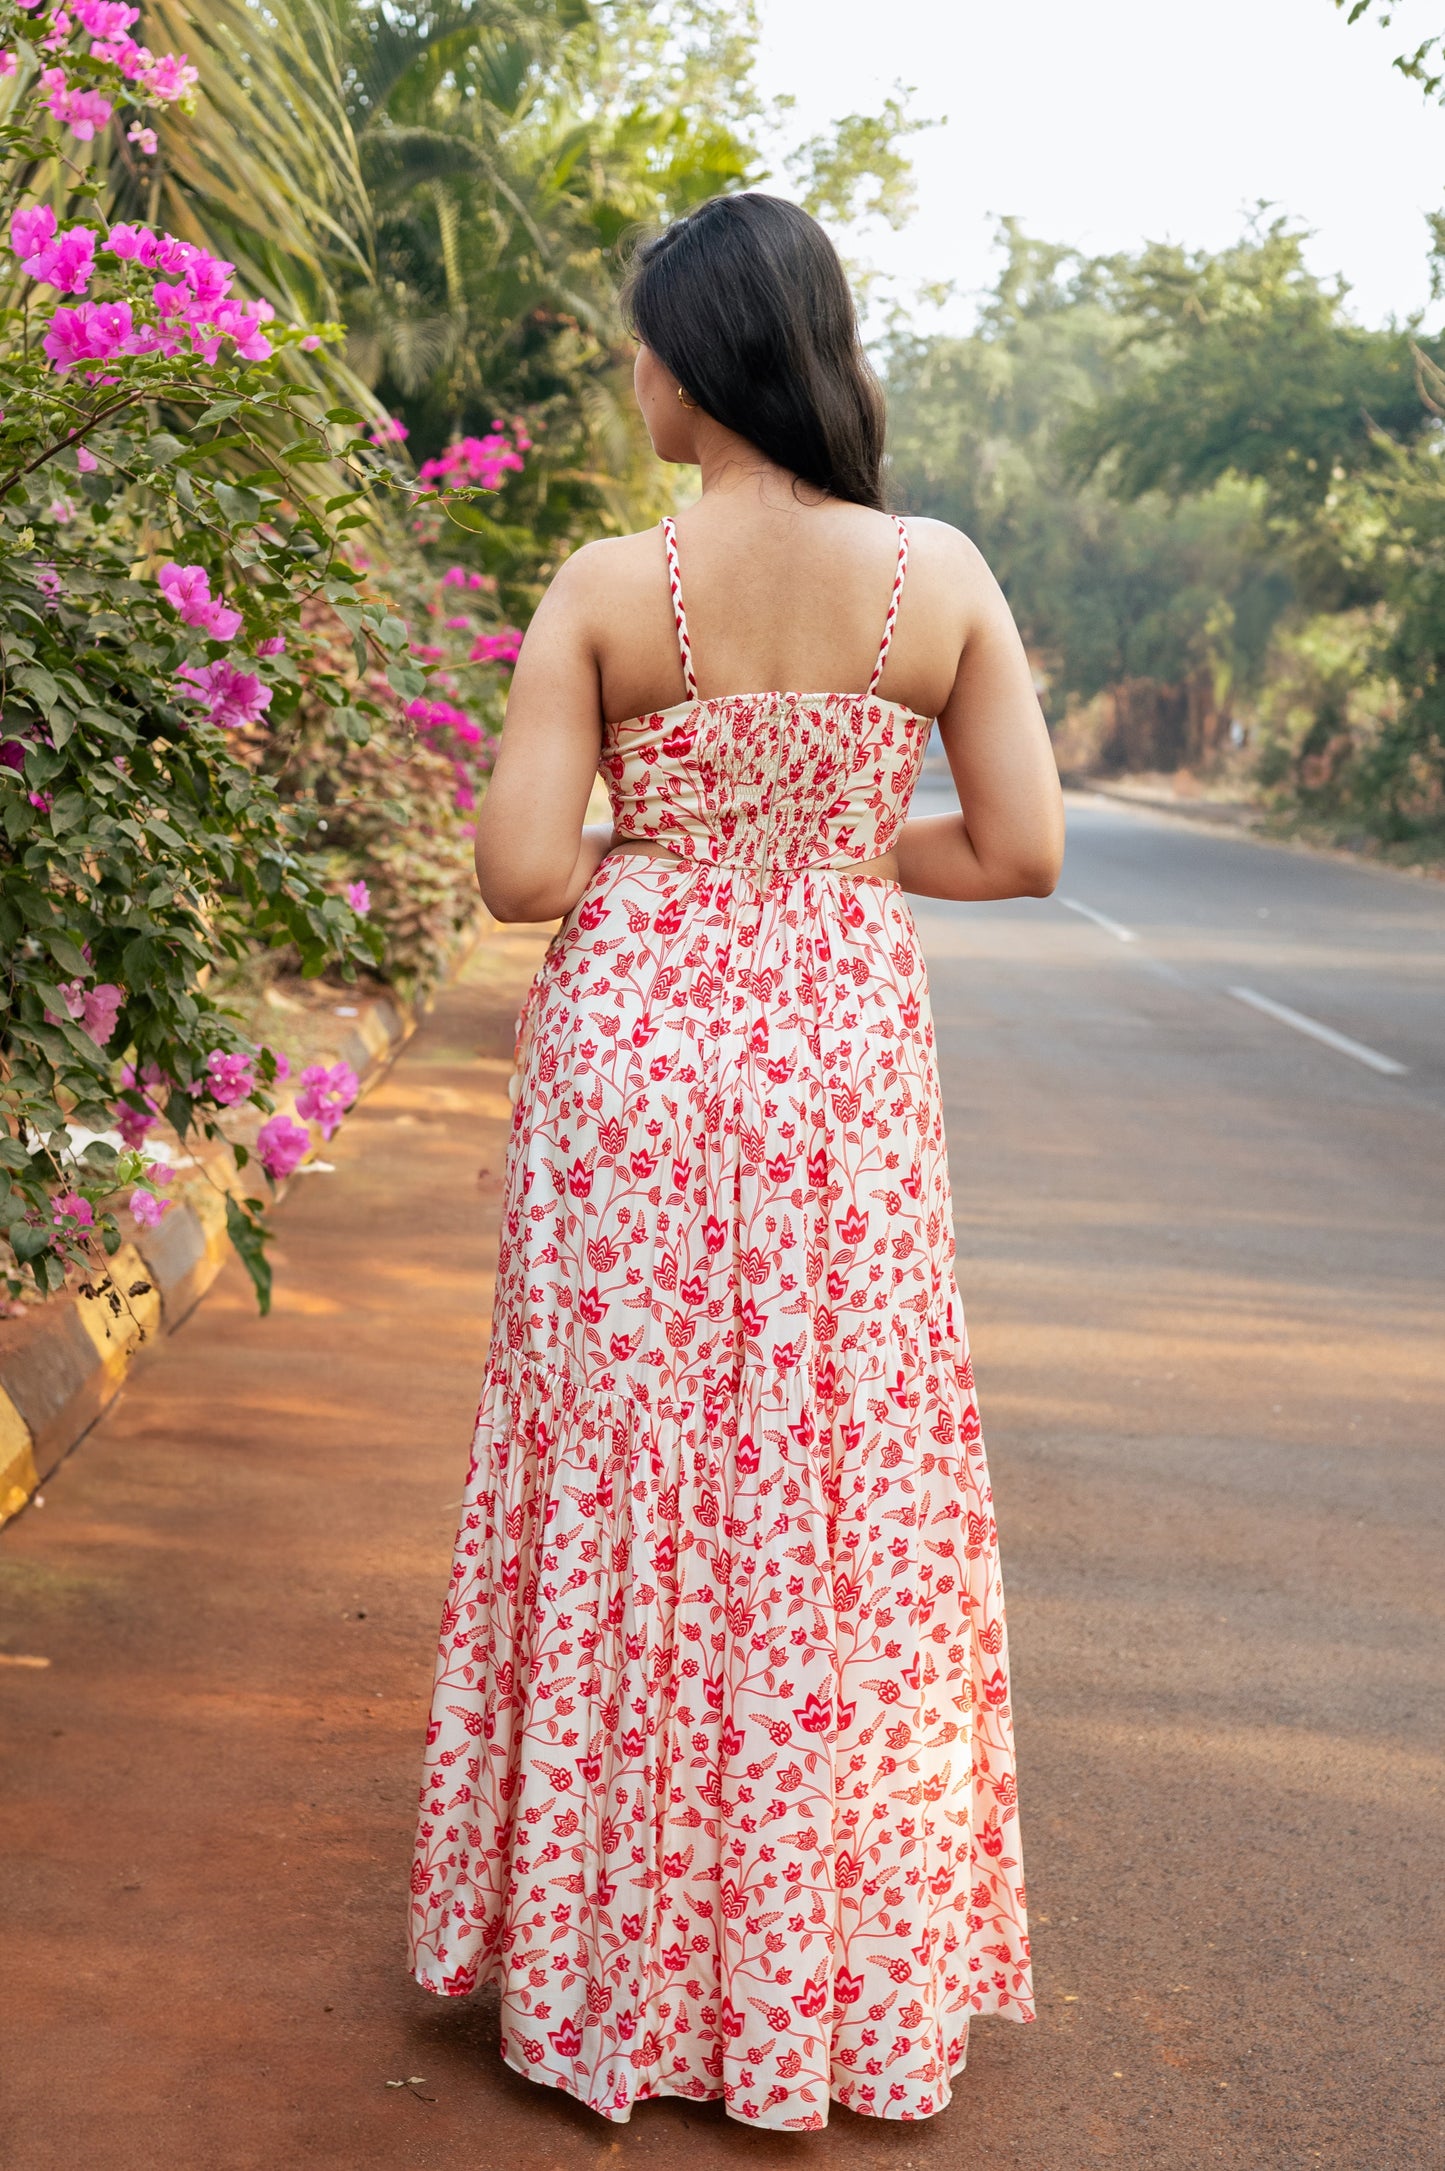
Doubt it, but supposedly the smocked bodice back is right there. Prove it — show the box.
[602,691,931,875]
[599,516,933,881]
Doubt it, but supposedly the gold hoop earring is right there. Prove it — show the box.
[677,384,696,409]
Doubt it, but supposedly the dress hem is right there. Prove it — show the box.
[411,1966,1033,2129]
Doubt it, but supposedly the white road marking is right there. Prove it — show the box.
[1227,986,1407,1076]
[1058,895,1137,944]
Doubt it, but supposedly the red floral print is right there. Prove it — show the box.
[409,532,1034,2128]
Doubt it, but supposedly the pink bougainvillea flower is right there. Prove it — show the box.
[116,1059,167,1147]
[295,1061,359,1141]
[11,203,57,265]
[158,562,243,641]
[127,121,158,154]
[299,333,321,350]
[115,1100,156,1149]
[129,1163,173,1227]
[345,879,371,914]
[417,429,525,492]
[175,661,272,730]
[84,983,123,1043]
[9,201,99,297]
[43,11,74,51]
[256,635,286,656]
[58,980,124,1045]
[0,50,16,74]
[51,1191,95,1230]
[74,0,139,33]
[49,496,74,522]
[441,566,466,587]
[42,298,136,373]
[215,299,272,362]
[33,226,96,294]
[88,31,145,74]
[261,1046,291,1083]
[105,221,159,265]
[366,415,408,445]
[140,48,196,99]
[469,627,523,667]
[205,1048,255,1105]
[444,615,470,631]
[157,561,212,619]
[40,67,113,138]
[255,1113,311,1181]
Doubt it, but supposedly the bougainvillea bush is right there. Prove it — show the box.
[0,2,426,1310]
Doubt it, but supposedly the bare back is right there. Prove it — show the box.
[582,496,974,727]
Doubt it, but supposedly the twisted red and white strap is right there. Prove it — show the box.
[660,516,698,700]
[867,517,909,696]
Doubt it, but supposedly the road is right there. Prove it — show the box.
[1,793,1441,2169]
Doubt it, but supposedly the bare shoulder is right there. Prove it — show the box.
[542,528,664,624]
[897,513,994,585]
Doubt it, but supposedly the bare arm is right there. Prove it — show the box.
[472,549,612,922]
[894,536,1065,902]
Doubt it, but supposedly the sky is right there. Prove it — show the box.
[752,0,1445,335]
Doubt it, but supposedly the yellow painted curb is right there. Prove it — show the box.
[0,1389,38,1527]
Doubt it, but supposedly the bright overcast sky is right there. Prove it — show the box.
[753,0,1445,333]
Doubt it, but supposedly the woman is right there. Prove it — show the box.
[408,192,1064,2131]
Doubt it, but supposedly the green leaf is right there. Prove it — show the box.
[225,1194,272,1315]
[9,1220,51,1264]
[147,434,185,466]
[387,663,425,699]
[14,664,60,715]
[214,482,264,524]
[196,400,242,426]
[44,933,90,975]
[441,499,501,535]
[323,407,365,426]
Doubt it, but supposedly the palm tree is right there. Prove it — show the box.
[124,0,755,559]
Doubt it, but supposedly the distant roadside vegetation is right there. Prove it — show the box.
[885,210,1445,858]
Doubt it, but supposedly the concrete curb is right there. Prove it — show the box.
[0,941,480,1529]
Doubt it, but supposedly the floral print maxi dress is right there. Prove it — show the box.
[408,518,1034,2128]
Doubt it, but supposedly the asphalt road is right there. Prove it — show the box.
[1,796,1441,2169]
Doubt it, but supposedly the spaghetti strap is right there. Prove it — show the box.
[866,517,909,696]
[660,516,698,700]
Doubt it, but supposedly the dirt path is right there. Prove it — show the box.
[2,835,1440,2168]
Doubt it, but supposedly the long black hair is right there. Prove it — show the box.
[620,193,887,511]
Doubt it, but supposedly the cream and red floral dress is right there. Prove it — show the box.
[408,520,1033,2128]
